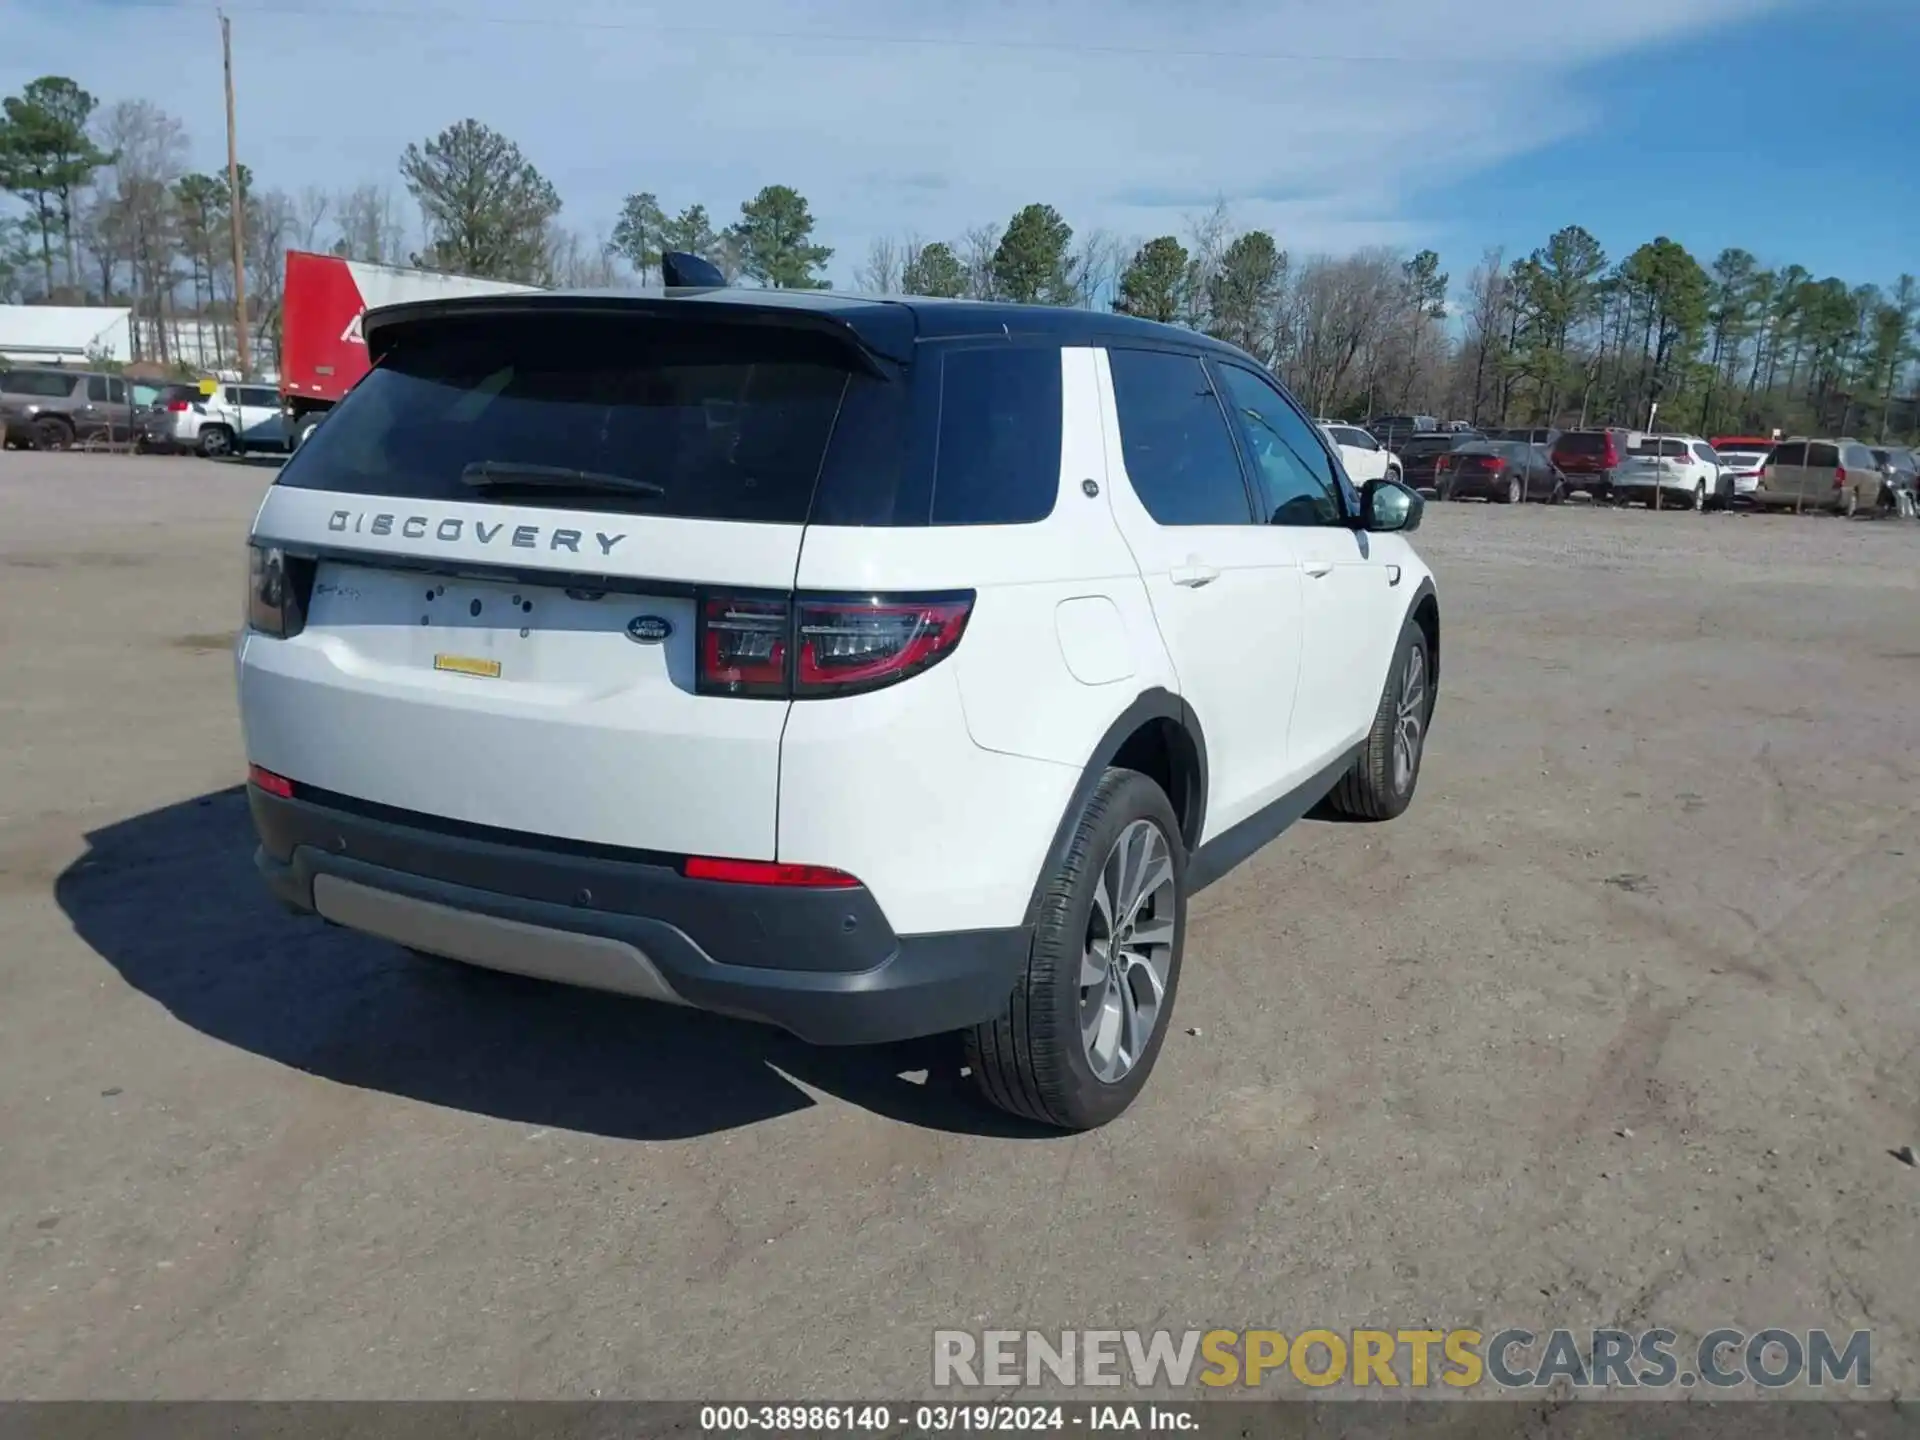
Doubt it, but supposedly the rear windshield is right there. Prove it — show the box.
[1,370,76,397]
[1402,434,1469,454]
[1554,432,1610,454]
[1630,439,1691,457]
[276,313,1062,528]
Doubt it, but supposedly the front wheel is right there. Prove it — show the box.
[968,768,1186,1131]
[1326,619,1432,823]
[32,416,73,451]
[1499,475,1521,505]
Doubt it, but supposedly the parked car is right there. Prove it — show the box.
[1318,420,1402,485]
[0,368,141,450]
[1616,434,1722,510]
[1548,427,1634,501]
[1869,446,1918,508]
[1708,435,1775,505]
[1367,414,1441,449]
[141,381,291,456]
[1752,437,1882,516]
[1396,430,1481,490]
[1433,440,1567,503]
[236,273,1441,1131]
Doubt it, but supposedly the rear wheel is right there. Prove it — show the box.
[197,424,233,458]
[1326,619,1431,823]
[968,768,1186,1131]
[32,416,73,451]
[1548,478,1567,505]
[1692,480,1706,512]
[1499,475,1521,505]
[1838,485,1858,518]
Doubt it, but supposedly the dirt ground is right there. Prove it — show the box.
[1,451,1916,1402]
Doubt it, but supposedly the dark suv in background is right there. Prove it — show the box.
[1549,427,1634,501]
[0,368,141,450]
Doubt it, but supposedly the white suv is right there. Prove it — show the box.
[236,272,1440,1130]
[1317,420,1403,486]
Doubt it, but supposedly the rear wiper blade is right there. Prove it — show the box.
[460,461,666,498]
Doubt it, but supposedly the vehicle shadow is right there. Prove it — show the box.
[53,787,1056,1143]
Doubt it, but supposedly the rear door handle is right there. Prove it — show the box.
[1169,562,1220,588]
[1304,560,1335,578]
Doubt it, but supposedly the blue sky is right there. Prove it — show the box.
[11,0,1919,293]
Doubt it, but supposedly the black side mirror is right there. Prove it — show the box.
[1359,477,1423,533]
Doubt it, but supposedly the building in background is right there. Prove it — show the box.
[0,306,132,366]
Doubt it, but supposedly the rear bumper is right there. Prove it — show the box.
[248,784,1029,1046]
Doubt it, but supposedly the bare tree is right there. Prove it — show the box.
[1070,228,1127,310]
[247,188,295,358]
[542,223,618,288]
[90,99,189,363]
[1458,247,1509,424]
[293,186,331,251]
[960,223,1001,300]
[332,183,407,265]
[857,235,903,295]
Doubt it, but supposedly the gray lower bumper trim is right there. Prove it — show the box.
[312,873,686,1006]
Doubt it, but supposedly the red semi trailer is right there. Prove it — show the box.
[278,250,540,447]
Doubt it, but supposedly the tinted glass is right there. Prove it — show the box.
[1808,442,1839,468]
[1770,442,1806,466]
[929,346,1060,526]
[277,314,863,523]
[1216,363,1344,526]
[86,376,110,401]
[1403,434,1468,455]
[158,385,200,405]
[0,371,75,398]
[1107,349,1253,526]
[1691,443,1718,463]
[108,378,128,404]
[1554,431,1609,455]
[243,386,279,407]
[1630,438,1691,457]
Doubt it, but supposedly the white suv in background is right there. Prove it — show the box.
[236,268,1441,1130]
[143,382,290,457]
[1317,420,1403,486]
[1616,433,1722,510]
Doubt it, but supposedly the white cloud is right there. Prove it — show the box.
[11,0,1788,278]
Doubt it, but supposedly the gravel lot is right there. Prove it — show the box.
[1,451,1917,1401]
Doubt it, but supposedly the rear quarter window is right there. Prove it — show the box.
[1808,442,1840,469]
[1770,443,1806,466]
[1,371,76,398]
[1107,348,1254,527]
[928,345,1061,526]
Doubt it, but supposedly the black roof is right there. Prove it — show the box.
[361,285,1255,369]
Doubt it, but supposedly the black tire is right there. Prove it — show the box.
[1691,480,1706,512]
[1436,474,1455,502]
[1384,465,1402,487]
[1326,618,1432,823]
[1837,485,1858,519]
[967,768,1187,1131]
[1498,475,1521,505]
[294,417,321,450]
[1548,479,1567,505]
[32,416,73,451]
[198,424,233,458]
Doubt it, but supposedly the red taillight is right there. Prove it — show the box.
[166,399,190,412]
[682,856,860,888]
[698,594,789,698]
[796,596,972,696]
[1602,436,1619,466]
[248,764,295,799]
[695,590,974,700]
[1834,467,1847,488]
[1476,456,1507,471]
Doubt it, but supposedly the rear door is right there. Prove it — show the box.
[243,306,876,860]
[240,385,287,448]
[1093,346,1306,838]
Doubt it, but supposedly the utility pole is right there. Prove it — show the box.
[221,10,251,379]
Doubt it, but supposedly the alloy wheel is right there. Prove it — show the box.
[1394,644,1427,793]
[1079,819,1177,1084]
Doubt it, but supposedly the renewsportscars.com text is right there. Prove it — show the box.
[932,1328,1871,1391]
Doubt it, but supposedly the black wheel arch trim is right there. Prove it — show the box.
[1404,576,1439,718]
[1021,687,1208,927]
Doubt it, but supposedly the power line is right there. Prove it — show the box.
[74,0,1419,65]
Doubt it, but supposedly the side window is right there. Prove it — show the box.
[1771,442,1805,467]
[1214,363,1345,527]
[245,386,279,408]
[222,386,241,407]
[1691,442,1717,464]
[929,345,1061,526]
[1808,442,1839,469]
[87,375,110,402]
[108,378,128,405]
[1106,349,1255,526]
[1845,444,1875,470]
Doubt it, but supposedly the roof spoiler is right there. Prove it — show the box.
[661,251,727,289]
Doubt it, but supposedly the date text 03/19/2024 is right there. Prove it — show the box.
[697,1405,1194,1433]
